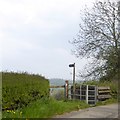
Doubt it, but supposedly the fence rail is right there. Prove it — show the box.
[50,85,64,88]
[49,81,111,105]
[97,86,111,100]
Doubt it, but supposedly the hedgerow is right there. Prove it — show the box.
[2,72,49,110]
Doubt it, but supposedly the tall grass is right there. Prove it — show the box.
[2,98,89,118]
[96,98,117,106]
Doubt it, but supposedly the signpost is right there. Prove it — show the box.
[69,63,75,99]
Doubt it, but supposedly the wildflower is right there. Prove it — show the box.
[20,111,22,116]
[12,111,15,114]
[7,110,10,113]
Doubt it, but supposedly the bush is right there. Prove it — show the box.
[2,72,49,110]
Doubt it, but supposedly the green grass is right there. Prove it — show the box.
[96,98,118,106]
[2,98,89,118]
[2,98,117,119]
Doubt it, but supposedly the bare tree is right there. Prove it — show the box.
[71,0,120,80]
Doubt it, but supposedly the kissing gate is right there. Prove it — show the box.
[65,81,97,105]
[50,81,111,105]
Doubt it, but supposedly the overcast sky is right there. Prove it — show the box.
[1,0,98,80]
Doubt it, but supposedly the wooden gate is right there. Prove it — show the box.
[97,86,111,101]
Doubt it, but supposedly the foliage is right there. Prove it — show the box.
[71,0,120,80]
[2,72,49,111]
[2,98,89,118]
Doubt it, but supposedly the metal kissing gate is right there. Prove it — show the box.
[65,81,97,105]
[50,81,111,105]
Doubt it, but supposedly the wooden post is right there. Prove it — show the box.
[68,84,71,100]
[65,80,69,99]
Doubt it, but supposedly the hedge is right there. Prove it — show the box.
[2,72,49,110]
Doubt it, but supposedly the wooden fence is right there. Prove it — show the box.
[97,86,111,101]
[50,81,111,105]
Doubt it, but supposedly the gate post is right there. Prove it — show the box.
[65,80,69,99]
[68,84,71,100]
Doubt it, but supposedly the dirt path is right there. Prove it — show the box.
[53,104,119,118]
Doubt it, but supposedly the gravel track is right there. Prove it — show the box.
[53,103,119,118]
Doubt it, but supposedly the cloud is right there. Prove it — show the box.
[1,0,95,79]
[0,0,94,28]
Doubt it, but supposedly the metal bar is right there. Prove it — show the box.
[50,85,64,88]
[86,85,88,104]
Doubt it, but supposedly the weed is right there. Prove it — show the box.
[2,98,89,118]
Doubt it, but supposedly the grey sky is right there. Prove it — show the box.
[1,0,97,80]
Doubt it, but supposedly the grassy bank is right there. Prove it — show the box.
[2,98,89,118]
